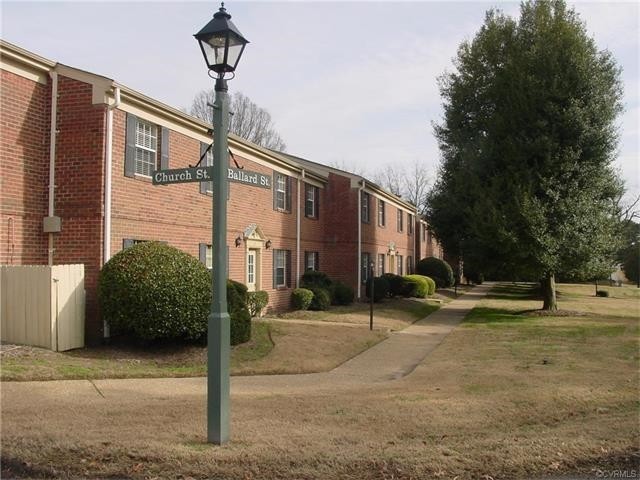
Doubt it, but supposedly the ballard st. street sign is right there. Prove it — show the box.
[152,166,271,189]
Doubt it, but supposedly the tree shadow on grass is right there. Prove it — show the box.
[486,283,541,301]
[463,307,532,324]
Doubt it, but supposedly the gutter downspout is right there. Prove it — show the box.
[296,170,304,288]
[413,208,418,274]
[103,85,121,339]
[47,71,58,266]
[357,179,365,299]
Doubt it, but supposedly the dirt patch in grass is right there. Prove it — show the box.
[1,283,637,479]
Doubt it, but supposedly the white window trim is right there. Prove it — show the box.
[134,120,157,178]
[275,249,286,287]
[276,175,286,210]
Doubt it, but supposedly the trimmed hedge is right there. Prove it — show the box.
[292,288,313,310]
[247,290,269,317]
[332,281,354,305]
[403,275,429,298]
[308,287,331,311]
[98,242,250,345]
[227,279,251,345]
[365,276,390,303]
[416,257,454,288]
[382,273,406,297]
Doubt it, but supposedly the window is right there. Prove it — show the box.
[305,251,319,271]
[423,224,427,241]
[378,199,385,227]
[361,252,371,284]
[199,243,213,269]
[361,192,370,223]
[397,209,403,232]
[397,255,403,275]
[123,238,148,249]
[273,249,290,288]
[305,184,319,218]
[204,147,213,194]
[408,214,414,235]
[134,119,157,177]
[125,113,167,179]
[407,256,413,275]
[377,253,385,275]
[273,173,291,212]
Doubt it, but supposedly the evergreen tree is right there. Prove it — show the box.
[427,0,624,309]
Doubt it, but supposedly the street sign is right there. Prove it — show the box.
[153,166,271,189]
[152,166,212,185]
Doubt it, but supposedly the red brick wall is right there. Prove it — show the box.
[110,109,304,314]
[0,70,50,265]
[53,75,107,343]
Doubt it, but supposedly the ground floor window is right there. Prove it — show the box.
[397,255,403,276]
[305,251,319,271]
[407,256,413,275]
[361,252,371,283]
[377,253,385,275]
[273,249,291,288]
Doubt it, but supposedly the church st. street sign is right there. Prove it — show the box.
[153,166,271,189]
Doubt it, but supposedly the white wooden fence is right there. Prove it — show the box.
[0,265,85,351]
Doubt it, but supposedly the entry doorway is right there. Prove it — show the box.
[247,249,259,292]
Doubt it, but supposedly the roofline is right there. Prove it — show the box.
[0,38,325,183]
[277,151,418,212]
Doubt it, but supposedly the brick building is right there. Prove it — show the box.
[0,40,444,343]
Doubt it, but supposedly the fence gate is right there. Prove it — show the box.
[0,265,85,351]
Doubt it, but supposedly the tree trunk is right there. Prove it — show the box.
[594,279,598,296]
[541,274,558,311]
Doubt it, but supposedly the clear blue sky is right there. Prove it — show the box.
[2,1,638,204]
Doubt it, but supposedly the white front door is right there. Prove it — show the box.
[247,250,257,291]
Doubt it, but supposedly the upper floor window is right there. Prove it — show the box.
[397,209,403,232]
[273,173,291,212]
[305,184,319,218]
[378,199,385,227]
[124,113,168,179]
[408,214,414,235]
[135,120,157,177]
[361,192,370,223]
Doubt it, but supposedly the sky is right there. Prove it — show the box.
[1,1,638,203]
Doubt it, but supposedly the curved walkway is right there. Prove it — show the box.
[1,283,493,405]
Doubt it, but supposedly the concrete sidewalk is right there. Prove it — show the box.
[1,283,493,402]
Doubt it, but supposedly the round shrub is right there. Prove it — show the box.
[422,276,436,296]
[247,290,269,317]
[300,271,332,289]
[416,257,454,288]
[291,288,313,310]
[382,273,407,297]
[365,276,390,303]
[332,281,354,305]
[99,242,251,345]
[403,275,429,298]
[309,287,331,311]
[99,242,210,341]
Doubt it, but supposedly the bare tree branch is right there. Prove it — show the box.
[190,90,286,151]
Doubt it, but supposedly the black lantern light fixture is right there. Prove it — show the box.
[194,3,249,77]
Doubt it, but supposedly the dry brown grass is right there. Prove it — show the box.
[1,320,387,381]
[1,283,638,479]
